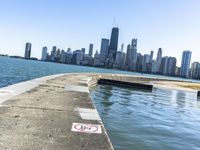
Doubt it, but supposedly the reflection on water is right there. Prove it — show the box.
[176,91,186,110]
[91,85,200,150]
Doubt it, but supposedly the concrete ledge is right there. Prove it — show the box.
[98,78,153,91]
[0,74,65,106]
[64,85,89,93]
[77,108,101,121]
[198,91,200,97]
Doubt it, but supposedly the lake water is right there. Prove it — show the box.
[91,85,200,150]
[0,56,199,88]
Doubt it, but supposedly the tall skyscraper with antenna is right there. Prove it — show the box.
[108,27,119,60]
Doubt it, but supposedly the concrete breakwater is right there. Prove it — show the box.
[0,73,198,150]
[98,78,153,90]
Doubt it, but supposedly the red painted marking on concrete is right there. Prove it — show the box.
[71,123,102,134]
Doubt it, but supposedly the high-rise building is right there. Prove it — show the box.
[121,52,126,69]
[60,50,66,63]
[180,50,192,78]
[24,42,32,59]
[120,43,124,52]
[142,54,151,73]
[67,48,72,53]
[100,38,109,65]
[89,44,93,57]
[93,50,101,66]
[151,60,158,74]
[65,51,73,64]
[113,51,123,68]
[41,47,48,61]
[160,56,169,75]
[108,27,119,61]
[82,54,93,66]
[125,44,131,70]
[191,62,200,79]
[156,48,162,72]
[136,53,143,72]
[167,57,177,76]
[125,39,137,71]
[150,51,154,62]
[81,48,86,55]
[51,46,57,61]
[71,50,84,65]
[55,48,61,62]
[131,39,137,71]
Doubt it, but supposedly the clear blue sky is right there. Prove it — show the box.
[0,0,200,66]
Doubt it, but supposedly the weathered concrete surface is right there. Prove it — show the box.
[0,74,65,106]
[0,74,114,150]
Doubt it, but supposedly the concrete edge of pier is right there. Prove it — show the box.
[0,73,66,106]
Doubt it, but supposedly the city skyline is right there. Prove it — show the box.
[0,0,200,66]
[29,26,199,79]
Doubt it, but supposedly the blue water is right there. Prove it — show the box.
[91,85,200,150]
[0,56,199,88]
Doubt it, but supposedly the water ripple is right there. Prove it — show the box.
[91,85,200,150]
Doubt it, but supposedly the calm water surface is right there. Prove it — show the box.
[91,85,200,150]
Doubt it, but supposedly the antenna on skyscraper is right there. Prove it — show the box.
[114,17,116,27]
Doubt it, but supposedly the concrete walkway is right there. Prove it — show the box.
[0,74,114,150]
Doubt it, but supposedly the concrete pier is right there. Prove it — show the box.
[0,74,114,150]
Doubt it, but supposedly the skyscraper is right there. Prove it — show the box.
[125,44,131,70]
[191,62,200,79]
[100,38,109,64]
[41,46,48,61]
[89,44,93,57]
[167,57,177,76]
[125,39,137,71]
[156,48,162,72]
[142,54,151,73]
[136,53,143,72]
[131,39,137,71]
[81,48,86,55]
[51,46,57,61]
[156,48,162,63]
[180,50,192,78]
[120,43,124,52]
[150,50,154,62]
[24,42,32,59]
[71,50,84,65]
[108,27,119,61]
[160,56,168,75]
